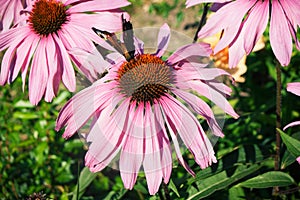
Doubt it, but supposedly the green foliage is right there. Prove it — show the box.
[279,129,300,158]
[1,1,300,199]
[237,171,295,188]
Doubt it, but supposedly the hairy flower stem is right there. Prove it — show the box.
[193,3,209,43]
[162,182,171,200]
[274,61,282,195]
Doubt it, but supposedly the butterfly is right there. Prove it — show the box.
[92,14,135,61]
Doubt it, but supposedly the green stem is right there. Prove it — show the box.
[162,182,171,200]
[193,3,209,43]
[274,61,282,195]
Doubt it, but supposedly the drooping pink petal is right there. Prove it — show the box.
[228,35,246,68]
[0,26,30,51]
[68,0,130,13]
[172,88,224,137]
[120,103,145,190]
[153,103,173,183]
[155,23,170,57]
[198,0,254,53]
[28,39,48,105]
[270,0,293,66]
[159,102,195,176]
[53,33,76,92]
[55,81,117,137]
[0,27,32,85]
[283,121,300,131]
[242,0,269,54]
[21,33,40,91]
[86,97,130,172]
[44,35,59,102]
[207,80,232,96]
[160,95,217,169]
[287,82,300,96]
[176,62,229,81]
[167,42,212,65]
[143,102,163,195]
[280,0,300,51]
[69,47,110,80]
[134,36,144,55]
[176,80,239,118]
[297,157,300,165]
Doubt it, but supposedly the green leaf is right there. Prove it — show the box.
[187,145,265,185]
[187,164,262,200]
[14,100,34,108]
[281,150,297,169]
[228,186,245,200]
[72,167,97,200]
[52,91,70,105]
[168,179,180,197]
[13,111,39,119]
[238,171,295,188]
[279,129,300,157]
[103,188,127,200]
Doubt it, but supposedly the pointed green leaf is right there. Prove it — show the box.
[279,129,300,157]
[238,171,295,188]
[168,179,180,197]
[187,164,262,200]
[72,167,97,200]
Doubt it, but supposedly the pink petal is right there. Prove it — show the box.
[283,121,300,131]
[69,47,110,79]
[0,26,29,51]
[134,36,144,55]
[228,36,246,68]
[155,23,170,57]
[159,103,195,176]
[297,157,300,165]
[198,0,254,53]
[207,81,232,96]
[287,82,300,96]
[167,43,212,65]
[176,80,239,119]
[21,34,40,91]
[44,35,60,102]
[160,95,217,169]
[143,103,163,195]
[172,88,224,137]
[153,103,173,183]
[279,0,300,51]
[55,81,117,137]
[86,98,130,171]
[177,62,229,81]
[68,0,130,13]
[120,103,145,190]
[69,15,119,51]
[11,34,35,83]
[269,0,293,66]
[0,1,14,31]
[28,39,48,105]
[242,0,269,54]
[53,33,76,92]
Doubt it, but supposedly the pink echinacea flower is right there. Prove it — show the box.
[56,23,239,194]
[186,0,300,67]
[0,0,130,105]
[283,82,300,130]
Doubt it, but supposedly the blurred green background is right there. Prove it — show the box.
[1,0,300,199]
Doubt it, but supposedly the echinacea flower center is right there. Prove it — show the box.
[29,0,68,36]
[117,54,173,103]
